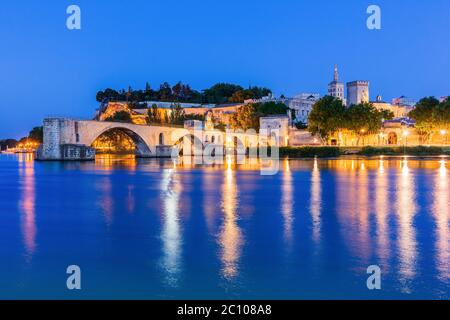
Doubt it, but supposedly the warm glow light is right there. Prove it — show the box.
[440,130,447,136]
[379,159,385,174]
[310,158,322,245]
[434,160,449,281]
[19,159,36,262]
[397,156,417,289]
[403,131,410,137]
[220,164,242,279]
[282,159,293,245]
[160,169,182,286]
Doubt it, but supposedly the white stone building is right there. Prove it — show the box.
[288,93,321,124]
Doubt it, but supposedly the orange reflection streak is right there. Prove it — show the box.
[219,160,242,280]
[281,160,294,245]
[18,153,36,262]
[336,160,370,264]
[396,158,417,292]
[310,158,321,245]
[375,159,390,271]
[357,161,370,264]
[433,160,449,282]
[95,154,137,171]
[160,168,182,287]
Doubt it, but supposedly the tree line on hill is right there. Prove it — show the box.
[96,82,272,105]
[0,127,43,151]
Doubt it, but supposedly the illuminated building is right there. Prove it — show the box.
[347,80,370,106]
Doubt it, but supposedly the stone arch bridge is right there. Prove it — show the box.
[37,118,263,161]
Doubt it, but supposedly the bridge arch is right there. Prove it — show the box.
[173,134,204,156]
[90,126,153,157]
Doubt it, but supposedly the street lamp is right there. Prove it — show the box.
[441,129,448,145]
[360,129,366,146]
[403,130,410,147]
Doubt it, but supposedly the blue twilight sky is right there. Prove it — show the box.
[0,0,449,138]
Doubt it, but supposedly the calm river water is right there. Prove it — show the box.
[0,154,448,299]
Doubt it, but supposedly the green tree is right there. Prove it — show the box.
[308,96,346,143]
[96,88,120,102]
[229,90,254,103]
[28,126,43,143]
[380,109,395,121]
[344,103,385,145]
[257,101,288,115]
[171,104,185,124]
[148,104,161,123]
[202,83,243,104]
[230,104,260,130]
[408,97,440,143]
[229,102,288,130]
[105,111,132,123]
[228,86,272,103]
[158,82,173,101]
[163,110,169,123]
[433,98,450,131]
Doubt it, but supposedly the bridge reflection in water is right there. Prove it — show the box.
[7,153,449,298]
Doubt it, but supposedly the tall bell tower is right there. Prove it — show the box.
[327,65,346,105]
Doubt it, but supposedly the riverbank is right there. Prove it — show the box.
[279,146,450,158]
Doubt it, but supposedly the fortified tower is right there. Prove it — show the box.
[346,81,370,106]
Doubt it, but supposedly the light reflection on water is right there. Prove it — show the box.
[0,154,449,299]
[310,158,321,246]
[282,160,294,246]
[375,159,390,272]
[219,156,242,280]
[396,159,417,292]
[434,160,449,283]
[17,153,36,263]
[160,168,182,287]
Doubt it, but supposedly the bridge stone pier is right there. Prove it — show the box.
[36,118,260,161]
